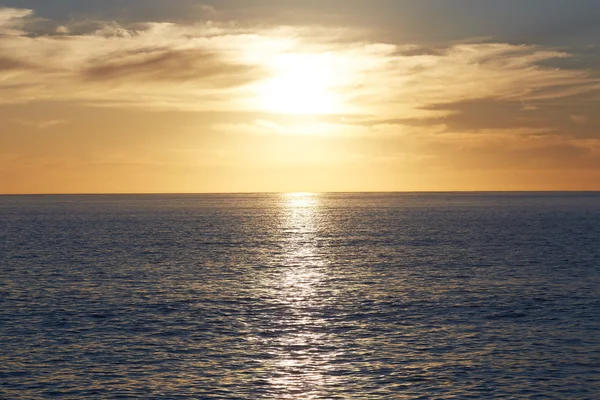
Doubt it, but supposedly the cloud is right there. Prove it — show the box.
[55,26,70,34]
[0,6,599,120]
[0,7,32,23]
[0,55,31,71]
[571,114,589,125]
[370,43,598,114]
[10,119,68,130]
[0,18,272,110]
[0,7,32,35]
[82,47,259,87]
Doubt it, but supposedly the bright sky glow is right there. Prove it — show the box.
[255,53,344,115]
[1,1,600,193]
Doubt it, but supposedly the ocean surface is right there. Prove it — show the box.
[1,192,599,399]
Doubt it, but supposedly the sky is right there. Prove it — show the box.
[1,1,600,193]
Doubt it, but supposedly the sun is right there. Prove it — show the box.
[255,52,343,115]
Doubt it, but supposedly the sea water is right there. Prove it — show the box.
[1,193,599,399]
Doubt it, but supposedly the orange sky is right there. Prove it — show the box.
[1,2,600,193]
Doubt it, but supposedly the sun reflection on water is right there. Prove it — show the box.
[257,193,341,398]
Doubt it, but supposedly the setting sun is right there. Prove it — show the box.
[255,52,344,115]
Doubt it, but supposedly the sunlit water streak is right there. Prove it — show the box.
[1,192,600,399]
[256,193,334,398]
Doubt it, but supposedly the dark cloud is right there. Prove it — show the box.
[0,56,32,71]
[352,97,600,141]
[82,48,263,86]
[422,99,560,131]
[394,46,446,57]
[428,99,600,139]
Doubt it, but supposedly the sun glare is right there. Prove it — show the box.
[256,53,343,115]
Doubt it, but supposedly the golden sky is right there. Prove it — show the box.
[1,1,600,193]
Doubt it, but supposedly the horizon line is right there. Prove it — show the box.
[2,190,600,196]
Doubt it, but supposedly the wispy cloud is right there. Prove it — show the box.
[0,6,599,120]
[10,118,68,130]
[0,7,32,35]
[571,114,589,125]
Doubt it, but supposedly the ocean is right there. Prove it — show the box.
[1,192,599,399]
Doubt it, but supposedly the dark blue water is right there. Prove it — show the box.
[1,193,599,399]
